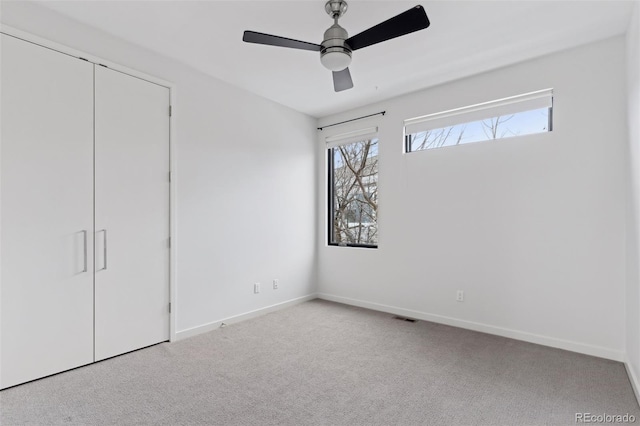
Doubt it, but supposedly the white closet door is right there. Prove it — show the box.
[0,35,95,389]
[94,66,170,361]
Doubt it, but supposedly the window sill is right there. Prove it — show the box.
[328,243,378,249]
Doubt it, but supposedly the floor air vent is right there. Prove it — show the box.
[393,316,418,323]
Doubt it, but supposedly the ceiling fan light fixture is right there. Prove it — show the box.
[320,48,352,71]
[320,22,351,72]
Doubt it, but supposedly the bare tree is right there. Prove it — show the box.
[481,115,517,140]
[409,125,466,151]
[332,140,378,245]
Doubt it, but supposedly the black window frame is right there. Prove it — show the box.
[327,142,378,249]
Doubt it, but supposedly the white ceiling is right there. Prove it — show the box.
[28,0,637,117]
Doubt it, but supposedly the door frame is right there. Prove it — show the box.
[0,25,179,342]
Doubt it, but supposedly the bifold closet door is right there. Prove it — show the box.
[0,35,95,389]
[94,66,170,361]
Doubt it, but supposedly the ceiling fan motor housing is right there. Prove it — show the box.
[320,23,352,71]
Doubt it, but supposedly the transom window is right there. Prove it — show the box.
[404,89,553,152]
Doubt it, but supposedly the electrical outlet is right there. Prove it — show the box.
[254,283,260,294]
[273,279,279,289]
[456,290,464,302]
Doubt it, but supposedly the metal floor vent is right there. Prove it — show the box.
[393,316,418,323]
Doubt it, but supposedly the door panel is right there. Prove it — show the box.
[0,35,95,389]
[94,67,170,361]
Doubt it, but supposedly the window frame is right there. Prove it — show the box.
[404,89,553,153]
[327,138,379,249]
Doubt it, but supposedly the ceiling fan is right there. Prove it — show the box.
[242,1,430,92]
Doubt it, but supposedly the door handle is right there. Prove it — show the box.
[98,229,108,271]
[81,230,88,273]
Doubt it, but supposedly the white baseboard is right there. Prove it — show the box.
[174,292,625,362]
[174,294,317,341]
[624,356,640,406]
[317,293,624,362]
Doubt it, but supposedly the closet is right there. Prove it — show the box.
[0,33,170,389]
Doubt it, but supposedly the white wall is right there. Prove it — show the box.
[317,37,628,360]
[626,2,640,393]
[2,2,632,363]
[0,2,317,336]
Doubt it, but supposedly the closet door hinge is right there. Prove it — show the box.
[168,171,172,182]
[168,302,172,314]
[168,236,171,248]
[169,106,172,117]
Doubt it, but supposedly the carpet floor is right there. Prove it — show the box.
[1,299,638,425]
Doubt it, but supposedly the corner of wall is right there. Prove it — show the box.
[625,0,640,406]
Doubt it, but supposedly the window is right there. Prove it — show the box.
[327,128,378,248]
[404,89,553,152]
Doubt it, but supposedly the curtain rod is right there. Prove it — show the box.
[317,111,386,131]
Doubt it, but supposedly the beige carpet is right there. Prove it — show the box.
[1,299,638,425]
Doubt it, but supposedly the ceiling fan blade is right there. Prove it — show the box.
[345,5,430,51]
[243,31,321,52]
[333,68,354,92]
